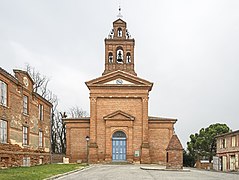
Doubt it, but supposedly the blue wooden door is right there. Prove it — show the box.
[112,131,126,161]
[112,139,126,161]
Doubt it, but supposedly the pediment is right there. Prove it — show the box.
[85,70,153,90]
[113,18,126,25]
[103,110,135,121]
[104,79,133,85]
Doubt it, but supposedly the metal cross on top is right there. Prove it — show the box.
[117,6,123,18]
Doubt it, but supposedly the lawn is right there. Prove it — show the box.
[0,163,86,180]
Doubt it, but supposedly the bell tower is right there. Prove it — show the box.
[103,13,136,76]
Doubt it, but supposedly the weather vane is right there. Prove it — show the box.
[117,5,123,18]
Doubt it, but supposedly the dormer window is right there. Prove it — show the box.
[126,52,131,63]
[108,52,113,63]
[116,47,123,63]
[117,28,122,37]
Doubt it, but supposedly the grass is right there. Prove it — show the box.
[0,163,86,180]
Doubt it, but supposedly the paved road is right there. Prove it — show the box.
[57,164,239,180]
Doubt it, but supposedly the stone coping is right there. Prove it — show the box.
[140,166,190,172]
[44,165,91,180]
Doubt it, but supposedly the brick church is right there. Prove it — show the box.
[65,16,183,167]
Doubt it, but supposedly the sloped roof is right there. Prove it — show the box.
[0,67,52,106]
[113,18,126,25]
[85,70,153,90]
[0,67,18,84]
[166,134,183,150]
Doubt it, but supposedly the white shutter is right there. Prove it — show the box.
[236,154,238,168]
[223,156,227,171]
[0,120,2,142]
[3,83,7,106]
[3,121,7,143]
[39,131,43,147]
[0,82,7,106]
[42,105,44,120]
[0,82,2,103]
[38,105,40,119]
[0,120,7,143]
[236,135,239,146]
[232,136,236,147]
[0,82,3,105]
[22,127,24,144]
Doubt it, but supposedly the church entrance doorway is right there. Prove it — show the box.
[112,131,126,161]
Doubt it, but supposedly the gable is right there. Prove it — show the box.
[113,18,126,25]
[104,78,134,85]
[86,70,153,90]
[166,134,183,150]
[103,110,135,121]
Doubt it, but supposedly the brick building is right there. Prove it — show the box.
[216,130,239,171]
[65,17,183,166]
[0,68,52,167]
[166,134,183,169]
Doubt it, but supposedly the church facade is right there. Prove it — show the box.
[65,17,183,166]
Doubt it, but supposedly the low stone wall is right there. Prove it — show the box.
[51,153,64,163]
[0,143,50,167]
[195,161,213,170]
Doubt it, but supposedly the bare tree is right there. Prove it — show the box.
[26,64,49,98]
[68,106,88,118]
[25,64,66,153]
[51,110,66,153]
[25,65,87,154]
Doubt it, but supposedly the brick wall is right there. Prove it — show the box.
[166,134,183,169]
[166,150,183,169]
[149,122,174,164]
[65,119,90,163]
[51,153,64,163]
[0,143,50,167]
[0,68,52,167]
[216,130,239,171]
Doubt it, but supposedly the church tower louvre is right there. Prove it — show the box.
[103,17,136,76]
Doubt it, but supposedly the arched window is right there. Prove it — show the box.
[112,131,126,138]
[126,52,131,63]
[108,52,113,63]
[117,28,122,37]
[116,47,123,64]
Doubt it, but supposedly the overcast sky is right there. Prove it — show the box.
[1,0,239,148]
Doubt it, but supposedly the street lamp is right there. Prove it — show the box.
[85,136,90,163]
